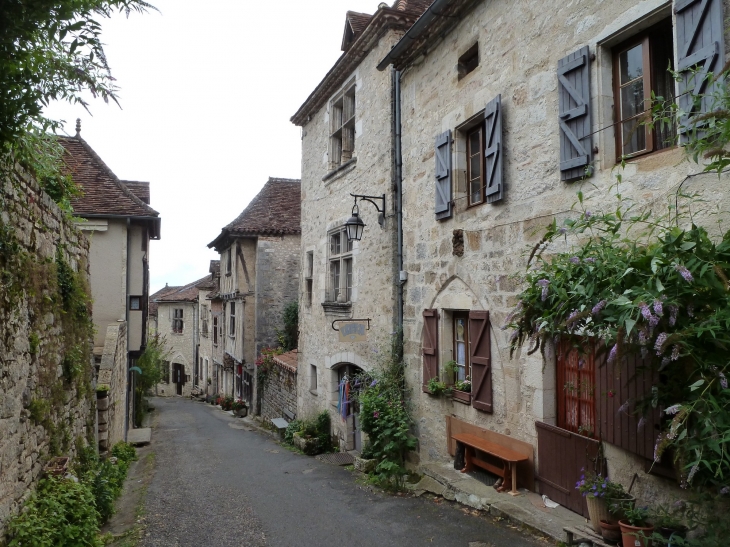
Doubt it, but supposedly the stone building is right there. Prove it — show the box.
[260,350,299,424]
[375,0,730,516]
[207,177,301,410]
[149,275,212,398]
[197,260,220,396]
[291,1,430,450]
[59,121,161,438]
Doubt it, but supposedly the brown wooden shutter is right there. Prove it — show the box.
[676,0,725,138]
[484,95,503,203]
[469,310,492,412]
[434,131,452,220]
[557,47,592,181]
[422,309,439,392]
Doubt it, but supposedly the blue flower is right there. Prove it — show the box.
[370,380,377,387]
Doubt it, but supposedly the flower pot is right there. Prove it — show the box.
[234,407,248,418]
[600,520,622,544]
[586,495,611,533]
[619,520,654,547]
[606,496,636,523]
[452,389,471,404]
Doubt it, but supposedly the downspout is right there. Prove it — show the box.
[394,68,404,335]
[125,217,131,437]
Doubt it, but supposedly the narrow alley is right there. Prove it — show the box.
[138,398,543,547]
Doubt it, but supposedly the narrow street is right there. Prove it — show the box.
[139,397,543,547]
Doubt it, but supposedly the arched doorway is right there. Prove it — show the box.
[335,363,363,451]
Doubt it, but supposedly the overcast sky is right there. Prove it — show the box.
[45,0,382,294]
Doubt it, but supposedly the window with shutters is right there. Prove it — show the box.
[304,251,314,307]
[329,82,356,171]
[172,308,183,334]
[453,312,470,381]
[201,305,209,337]
[327,227,353,303]
[229,302,236,336]
[466,125,484,206]
[612,18,675,159]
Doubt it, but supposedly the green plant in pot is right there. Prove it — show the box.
[619,504,654,547]
[453,377,471,393]
[650,503,688,546]
[427,377,450,396]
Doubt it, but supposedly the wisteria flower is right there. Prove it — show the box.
[687,462,699,483]
[584,257,596,263]
[591,300,607,315]
[370,380,378,387]
[618,400,630,414]
[607,344,618,365]
[665,404,682,415]
[719,372,728,390]
[655,333,668,355]
[566,309,580,325]
[653,299,663,317]
[675,264,694,283]
[660,358,670,370]
[649,315,660,329]
[569,256,580,265]
[668,305,678,326]
[640,303,652,321]
[537,279,549,301]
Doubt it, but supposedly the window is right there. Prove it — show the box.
[129,296,142,311]
[226,247,232,275]
[457,43,479,80]
[160,360,170,383]
[213,316,218,345]
[329,83,356,170]
[172,308,183,333]
[229,302,236,336]
[327,228,353,302]
[557,340,596,437]
[453,312,469,381]
[466,125,484,206]
[305,251,314,306]
[310,364,317,393]
[201,305,209,337]
[613,19,675,159]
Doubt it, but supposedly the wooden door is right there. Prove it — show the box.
[173,363,183,396]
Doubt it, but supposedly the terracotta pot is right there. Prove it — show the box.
[606,496,636,523]
[619,520,654,547]
[600,519,622,544]
[586,495,611,533]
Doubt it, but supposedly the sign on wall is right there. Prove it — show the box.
[334,320,369,342]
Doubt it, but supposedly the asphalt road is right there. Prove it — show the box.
[140,397,542,547]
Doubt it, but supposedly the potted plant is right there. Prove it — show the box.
[232,399,248,417]
[452,377,471,403]
[600,519,623,544]
[576,470,629,533]
[650,503,688,546]
[619,504,654,547]
[427,377,450,397]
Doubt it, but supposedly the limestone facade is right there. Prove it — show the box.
[0,167,95,536]
[154,298,197,398]
[97,322,128,451]
[260,351,298,423]
[381,0,730,506]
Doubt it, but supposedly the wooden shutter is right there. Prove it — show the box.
[557,47,592,181]
[422,309,439,392]
[484,95,503,203]
[434,131,452,220]
[675,0,725,138]
[469,310,492,412]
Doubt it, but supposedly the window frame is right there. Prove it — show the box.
[556,339,597,438]
[229,302,236,337]
[226,247,232,276]
[172,308,184,334]
[161,360,170,383]
[201,304,209,337]
[329,82,356,171]
[129,295,142,311]
[457,42,479,80]
[466,124,485,207]
[213,316,218,345]
[452,312,470,382]
[305,251,314,307]
[326,227,353,303]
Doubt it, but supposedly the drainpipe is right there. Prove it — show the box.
[394,68,404,335]
[125,217,131,438]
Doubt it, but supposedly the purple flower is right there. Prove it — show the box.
[660,357,671,370]
[719,372,728,390]
[370,380,378,387]
[721,486,730,495]
[567,309,580,325]
[668,305,678,326]
[373,411,379,418]
[671,345,680,361]
[584,210,592,218]
[607,345,618,365]
[665,404,682,415]
[585,257,596,263]
[649,315,660,329]
[687,462,699,483]
[618,400,630,414]
[640,303,652,321]
[570,256,580,265]
[675,264,694,283]
[509,330,519,342]
[637,417,646,431]
[558,227,568,235]
[653,299,663,317]
[578,358,585,369]
[655,333,668,355]
[638,329,648,346]
[591,300,607,315]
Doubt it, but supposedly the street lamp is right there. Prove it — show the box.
[345,193,386,242]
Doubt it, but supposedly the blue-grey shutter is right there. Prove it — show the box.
[676,0,725,138]
[484,95,503,203]
[435,130,452,220]
[557,47,592,181]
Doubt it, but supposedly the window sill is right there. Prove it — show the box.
[171,332,183,336]
[322,157,357,184]
[322,301,352,317]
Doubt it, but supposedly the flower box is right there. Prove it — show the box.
[452,389,471,404]
[45,456,69,477]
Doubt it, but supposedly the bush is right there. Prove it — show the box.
[284,412,333,455]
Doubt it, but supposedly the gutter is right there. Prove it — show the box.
[376,0,453,71]
[78,214,161,240]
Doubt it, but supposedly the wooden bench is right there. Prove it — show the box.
[452,433,528,496]
[563,525,613,547]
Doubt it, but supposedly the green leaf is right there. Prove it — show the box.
[621,267,634,278]
[625,318,636,336]
[656,278,665,292]
[690,379,705,391]
[680,241,696,250]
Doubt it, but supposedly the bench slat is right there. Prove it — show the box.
[452,433,528,462]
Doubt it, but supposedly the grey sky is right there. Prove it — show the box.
[45,0,382,293]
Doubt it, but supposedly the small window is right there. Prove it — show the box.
[160,360,170,383]
[201,305,209,337]
[226,247,232,275]
[466,125,484,206]
[329,83,356,170]
[327,228,353,302]
[457,43,479,80]
[613,18,675,159]
[129,296,142,311]
[213,316,218,345]
[453,312,470,381]
[229,302,236,336]
[310,364,318,392]
[172,309,183,334]
[305,251,314,306]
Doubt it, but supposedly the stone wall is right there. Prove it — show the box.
[0,167,95,536]
[297,29,401,445]
[260,359,297,423]
[397,0,730,505]
[97,322,128,451]
[155,301,196,397]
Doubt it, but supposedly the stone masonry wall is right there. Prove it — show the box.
[398,0,730,506]
[297,30,401,445]
[97,322,128,451]
[155,301,196,397]
[0,167,95,536]
[260,361,297,424]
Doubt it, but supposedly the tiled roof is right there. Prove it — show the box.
[273,350,299,372]
[348,11,372,33]
[393,0,433,16]
[121,180,150,204]
[208,178,301,250]
[148,285,180,317]
[58,135,159,218]
[154,274,213,304]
